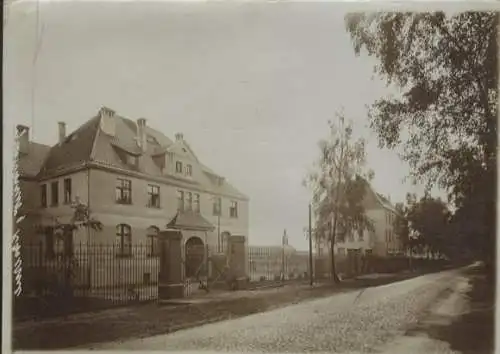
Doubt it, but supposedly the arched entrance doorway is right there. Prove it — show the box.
[185,236,205,278]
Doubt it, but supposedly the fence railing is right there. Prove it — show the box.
[247,248,310,282]
[21,243,160,300]
[15,242,450,320]
[15,242,311,320]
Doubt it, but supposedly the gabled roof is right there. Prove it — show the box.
[39,116,101,176]
[18,142,51,178]
[358,175,399,214]
[37,108,248,200]
[375,193,397,213]
[167,210,214,231]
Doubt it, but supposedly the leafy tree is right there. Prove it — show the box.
[37,199,103,295]
[42,199,103,248]
[404,195,451,259]
[393,202,410,251]
[345,12,497,267]
[304,111,374,283]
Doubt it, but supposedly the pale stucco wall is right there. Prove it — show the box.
[87,168,249,248]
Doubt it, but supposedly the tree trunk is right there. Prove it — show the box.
[409,247,413,272]
[330,220,341,283]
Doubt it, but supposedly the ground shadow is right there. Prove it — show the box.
[406,266,495,354]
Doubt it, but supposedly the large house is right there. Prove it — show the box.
[316,178,403,258]
[17,107,249,286]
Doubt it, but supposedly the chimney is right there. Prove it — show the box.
[98,106,116,136]
[58,122,66,144]
[16,125,29,155]
[175,133,183,142]
[136,118,147,152]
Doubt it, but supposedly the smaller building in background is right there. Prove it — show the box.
[316,178,404,258]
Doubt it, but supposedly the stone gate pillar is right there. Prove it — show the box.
[228,235,248,290]
[158,229,184,301]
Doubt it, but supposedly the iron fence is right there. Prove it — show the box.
[247,247,311,282]
[16,242,161,320]
[15,242,313,320]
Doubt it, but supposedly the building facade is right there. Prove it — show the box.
[316,179,404,258]
[17,107,249,285]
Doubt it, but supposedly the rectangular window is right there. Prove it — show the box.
[147,184,160,208]
[186,192,193,211]
[41,184,47,208]
[177,190,184,211]
[358,228,364,241]
[185,164,192,177]
[194,193,200,213]
[115,178,132,204]
[348,230,355,242]
[146,227,159,257]
[176,161,183,173]
[230,201,238,218]
[127,154,138,167]
[213,197,222,216]
[64,178,72,204]
[51,181,59,206]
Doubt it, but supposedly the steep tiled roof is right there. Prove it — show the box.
[39,116,101,175]
[167,210,215,231]
[38,109,248,200]
[358,175,398,214]
[18,142,51,177]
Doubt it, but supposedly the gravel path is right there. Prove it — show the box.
[89,269,463,352]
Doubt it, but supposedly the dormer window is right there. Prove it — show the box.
[114,146,138,169]
[176,161,183,174]
[127,155,138,167]
[185,164,192,177]
[146,135,158,145]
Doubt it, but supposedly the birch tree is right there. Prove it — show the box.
[304,111,374,283]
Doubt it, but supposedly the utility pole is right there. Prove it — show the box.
[281,229,287,283]
[217,213,221,253]
[308,203,313,286]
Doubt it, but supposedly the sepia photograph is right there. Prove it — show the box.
[4,1,498,353]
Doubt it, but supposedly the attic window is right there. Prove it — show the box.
[147,135,158,145]
[114,146,139,169]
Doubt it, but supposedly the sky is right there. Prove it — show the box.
[5,1,446,250]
